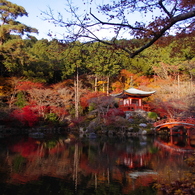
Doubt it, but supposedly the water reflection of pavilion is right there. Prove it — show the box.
[117,152,152,169]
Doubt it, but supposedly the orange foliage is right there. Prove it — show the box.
[111,81,123,93]
[134,75,151,86]
[80,91,107,109]
[111,69,135,92]
[50,79,74,90]
[111,69,152,92]
[120,69,135,78]
[16,81,44,91]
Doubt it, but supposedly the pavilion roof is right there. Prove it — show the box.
[111,87,155,98]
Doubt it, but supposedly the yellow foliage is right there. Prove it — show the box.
[0,85,5,96]
[97,80,107,85]
[0,86,3,96]
[111,81,123,92]
[0,76,19,96]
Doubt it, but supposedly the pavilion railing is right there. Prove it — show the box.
[119,104,151,112]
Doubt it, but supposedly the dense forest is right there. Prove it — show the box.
[0,0,195,132]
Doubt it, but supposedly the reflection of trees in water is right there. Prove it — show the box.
[0,136,154,188]
[153,136,194,183]
[0,142,10,183]
[0,135,192,194]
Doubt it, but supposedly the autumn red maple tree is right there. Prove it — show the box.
[8,80,70,126]
[10,105,39,127]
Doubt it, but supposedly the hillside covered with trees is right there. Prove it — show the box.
[0,0,194,133]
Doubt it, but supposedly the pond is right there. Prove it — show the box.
[0,133,194,195]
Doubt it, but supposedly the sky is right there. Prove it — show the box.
[10,0,162,41]
[11,0,119,41]
[11,0,73,40]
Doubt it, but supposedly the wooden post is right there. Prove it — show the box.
[186,137,191,146]
[138,99,142,106]
[140,155,143,166]
[187,128,191,137]
[129,98,132,105]
[170,131,174,144]
[170,128,173,136]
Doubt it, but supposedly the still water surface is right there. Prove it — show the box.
[0,133,194,195]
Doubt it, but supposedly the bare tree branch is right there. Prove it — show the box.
[43,0,195,58]
[130,9,195,57]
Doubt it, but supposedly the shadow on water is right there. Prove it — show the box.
[0,133,194,195]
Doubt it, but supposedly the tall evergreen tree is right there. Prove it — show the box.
[0,0,38,76]
[0,0,37,44]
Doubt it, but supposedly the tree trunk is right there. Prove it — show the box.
[95,76,98,92]
[73,144,79,192]
[106,76,110,95]
[103,82,105,92]
[75,67,79,118]
[177,74,180,98]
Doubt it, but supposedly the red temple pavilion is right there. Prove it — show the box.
[112,87,155,112]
